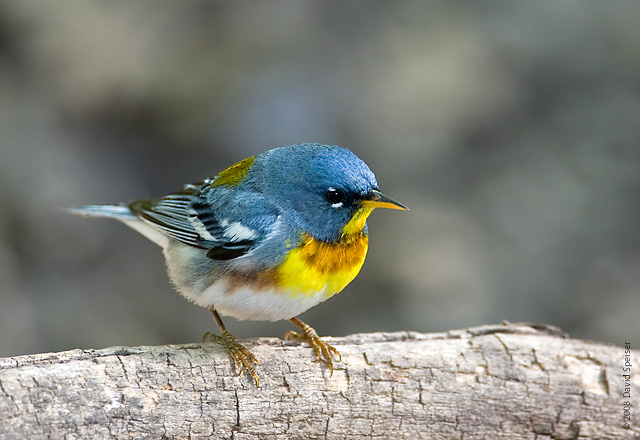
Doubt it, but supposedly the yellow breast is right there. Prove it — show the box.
[276,232,369,298]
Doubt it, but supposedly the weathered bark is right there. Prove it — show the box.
[0,323,637,439]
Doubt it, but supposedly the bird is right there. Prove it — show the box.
[68,143,407,385]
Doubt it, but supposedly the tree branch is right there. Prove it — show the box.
[1,323,637,439]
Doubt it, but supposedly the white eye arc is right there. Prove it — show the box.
[326,187,345,208]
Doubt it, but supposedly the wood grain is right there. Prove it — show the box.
[1,324,638,439]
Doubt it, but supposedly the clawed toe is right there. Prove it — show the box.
[204,330,260,386]
[204,308,261,386]
[286,318,341,376]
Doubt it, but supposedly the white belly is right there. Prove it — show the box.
[188,280,331,322]
[163,240,332,321]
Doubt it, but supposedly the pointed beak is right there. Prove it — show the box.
[362,189,408,211]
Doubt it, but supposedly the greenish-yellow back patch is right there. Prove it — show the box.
[212,156,255,187]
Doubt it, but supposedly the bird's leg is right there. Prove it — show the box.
[203,307,260,386]
[285,317,341,377]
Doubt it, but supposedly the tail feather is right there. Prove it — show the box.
[66,204,137,219]
[66,203,169,248]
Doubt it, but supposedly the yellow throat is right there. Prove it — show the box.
[276,206,375,297]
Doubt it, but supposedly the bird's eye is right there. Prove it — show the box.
[326,188,345,206]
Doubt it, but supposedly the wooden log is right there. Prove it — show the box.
[1,323,637,439]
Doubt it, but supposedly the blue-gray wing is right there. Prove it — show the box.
[129,181,280,260]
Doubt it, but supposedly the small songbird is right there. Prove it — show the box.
[69,143,407,385]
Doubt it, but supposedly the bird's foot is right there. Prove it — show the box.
[203,330,260,386]
[285,317,341,377]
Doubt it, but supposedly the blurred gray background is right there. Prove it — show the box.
[1,1,639,358]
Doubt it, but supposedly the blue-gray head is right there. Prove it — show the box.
[249,143,406,242]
